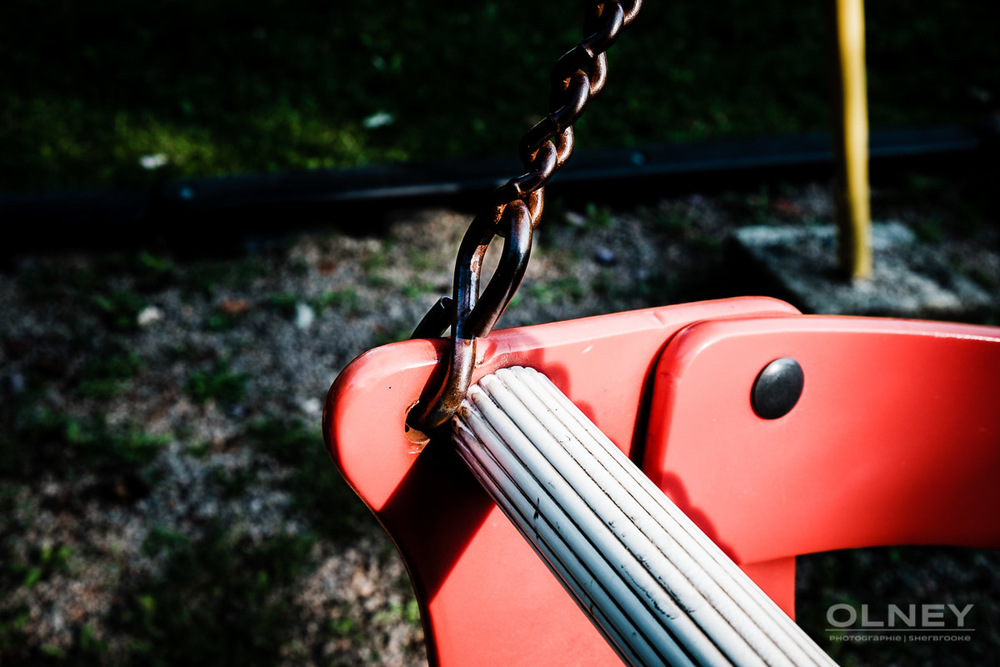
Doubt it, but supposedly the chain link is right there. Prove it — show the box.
[408,0,643,434]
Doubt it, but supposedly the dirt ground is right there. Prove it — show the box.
[1,175,998,665]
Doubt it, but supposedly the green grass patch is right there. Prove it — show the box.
[207,465,259,499]
[165,343,205,363]
[185,360,248,406]
[0,607,31,659]
[114,523,315,666]
[528,276,586,305]
[913,220,945,244]
[0,404,170,478]
[371,324,412,348]
[91,289,147,333]
[183,441,212,460]
[99,251,181,292]
[314,288,362,316]
[582,202,614,230]
[372,599,421,627]
[76,348,145,400]
[204,311,246,332]
[245,417,373,539]
[361,249,388,273]
[401,280,435,301]
[181,257,270,299]
[650,208,694,237]
[11,543,74,591]
[265,292,299,319]
[0,484,30,655]
[6,1,995,192]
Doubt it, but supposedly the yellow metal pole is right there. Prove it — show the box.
[831,0,872,280]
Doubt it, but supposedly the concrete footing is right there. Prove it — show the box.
[728,222,992,321]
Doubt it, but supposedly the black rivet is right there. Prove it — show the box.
[752,358,804,419]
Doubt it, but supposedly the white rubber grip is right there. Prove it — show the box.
[452,366,836,667]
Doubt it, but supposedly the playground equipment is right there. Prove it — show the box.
[325,299,1000,665]
[323,2,999,663]
[830,0,872,279]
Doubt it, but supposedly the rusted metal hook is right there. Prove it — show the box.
[408,200,533,434]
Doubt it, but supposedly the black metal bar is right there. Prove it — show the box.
[0,125,993,253]
[156,125,988,211]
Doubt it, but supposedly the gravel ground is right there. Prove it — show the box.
[1,177,997,665]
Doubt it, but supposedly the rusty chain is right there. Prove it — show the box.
[408,0,643,434]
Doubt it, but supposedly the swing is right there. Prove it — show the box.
[323,2,1000,664]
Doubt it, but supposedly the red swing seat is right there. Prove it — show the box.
[324,296,1000,665]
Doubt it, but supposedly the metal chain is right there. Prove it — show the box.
[408,0,643,434]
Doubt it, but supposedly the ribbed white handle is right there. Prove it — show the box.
[452,366,836,667]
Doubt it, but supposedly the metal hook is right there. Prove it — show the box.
[408,200,533,434]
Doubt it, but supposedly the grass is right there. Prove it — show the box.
[371,324,413,348]
[0,399,171,479]
[76,347,145,400]
[1,0,996,192]
[91,289,148,332]
[185,360,248,406]
[181,256,270,298]
[314,288,362,316]
[112,523,315,667]
[205,310,246,332]
[207,465,260,500]
[401,280,435,301]
[10,544,74,591]
[99,252,181,292]
[16,257,165,333]
[265,292,300,319]
[581,202,614,231]
[23,415,385,664]
[528,276,586,305]
[245,416,374,539]
[0,443,369,665]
